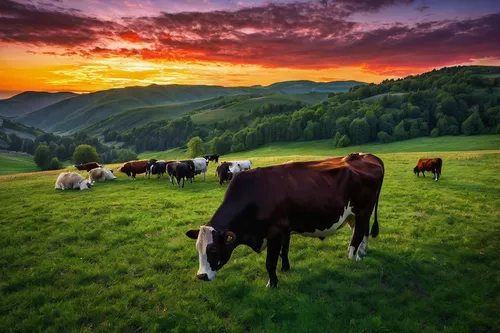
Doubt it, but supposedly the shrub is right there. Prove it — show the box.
[73,144,99,164]
[187,137,204,158]
[48,157,63,170]
[34,144,51,170]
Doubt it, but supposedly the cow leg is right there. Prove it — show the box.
[170,175,174,185]
[266,226,283,288]
[359,229,369,256]
[422,171,425,178]
[182,177,185,188]
[280,232,290,272]
[348,214,369,262]
[204,171,206,181]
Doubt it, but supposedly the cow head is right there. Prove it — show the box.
[186,226,236,281]
[413,166,419,175]
[78,179,92,190]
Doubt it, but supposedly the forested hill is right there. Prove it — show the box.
[113,66,500,154]
[0,91,76,117]
[16,80,363,135]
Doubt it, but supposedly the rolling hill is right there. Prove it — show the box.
[0,91,76,117]
[0,117,44,149]
[190,93,328,125]
[16,81,364,135]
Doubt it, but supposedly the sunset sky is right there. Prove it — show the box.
[0,0,499,98]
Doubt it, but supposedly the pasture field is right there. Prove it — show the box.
[0,152,38,175]
[1,136,499,332]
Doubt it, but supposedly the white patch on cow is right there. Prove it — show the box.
[78,179,91,190]
[348,245,362,262]
[260,238,268,251]
[196,226,217,281]
[295,202,354,238]
[361,235,368,250]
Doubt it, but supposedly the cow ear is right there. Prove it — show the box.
[224,231,236,245]
[186,229,200,239]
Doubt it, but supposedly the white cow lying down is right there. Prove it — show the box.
[55,172,92,190]
[88,167,116,184]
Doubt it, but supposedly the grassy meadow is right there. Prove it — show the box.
[0,136,499,332]
[0,152,38,175]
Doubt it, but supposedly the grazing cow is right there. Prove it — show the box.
[216,162,234,185]
[117,160,149,179]
[55,172,92,190]
[186,153,384,288]
[229,160,252,174]
[414,158,443,181]
[216,160,252,185]
[146,159,157,178]
[150,160,168,178]
[204,154,220,163]
[193,157,209,180]
[179,160,196,181]
[88,167,116,184]
[167,162,191,188]
[75,162,101,172]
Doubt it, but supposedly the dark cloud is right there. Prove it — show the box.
[2,0,499,75]
[0,0,117,46]
[415,5,430,12]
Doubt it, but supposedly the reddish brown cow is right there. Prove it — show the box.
[413,158,443,181]
[75,162,101,172]
[186,153,384,288]
[118,160,149,179]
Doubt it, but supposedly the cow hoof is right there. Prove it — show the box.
[266,280,278,288]
[281,264,290,272]
[358,248,367,257]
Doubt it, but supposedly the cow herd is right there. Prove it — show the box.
[57,154,443,288]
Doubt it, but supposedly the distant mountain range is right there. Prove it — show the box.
[0,91,76,117]
[6,80,365,135]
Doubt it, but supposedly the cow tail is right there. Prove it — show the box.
[371,158,384,239]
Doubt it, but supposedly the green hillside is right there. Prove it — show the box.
[0,118,44,151]
[0,152,38,175]
[17,85,264,134]
[16,81,362,135]
[266,80,365,94]
[0,91,76,117]
[138,135,500,160]
[191,93,327,125]
[84,96,242,135]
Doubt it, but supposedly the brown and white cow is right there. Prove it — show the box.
[413,158,443,181]
[117,160,149,179]
[55,172,92,190]
[75,162,101,172]
[186,153,384,288]
[88,167,116,184]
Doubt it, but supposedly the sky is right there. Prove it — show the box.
[0,0,499,98]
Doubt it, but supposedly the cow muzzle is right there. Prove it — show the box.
[197,273,210,281]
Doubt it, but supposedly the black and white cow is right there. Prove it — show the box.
[186,153,384,288]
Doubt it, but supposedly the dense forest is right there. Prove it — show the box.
[111,66,500,154]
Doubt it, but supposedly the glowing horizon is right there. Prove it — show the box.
[1,0,499,99]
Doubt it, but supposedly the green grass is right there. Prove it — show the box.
[140,135,500,161]
[0,152,38,175]
[1,136,499,332]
